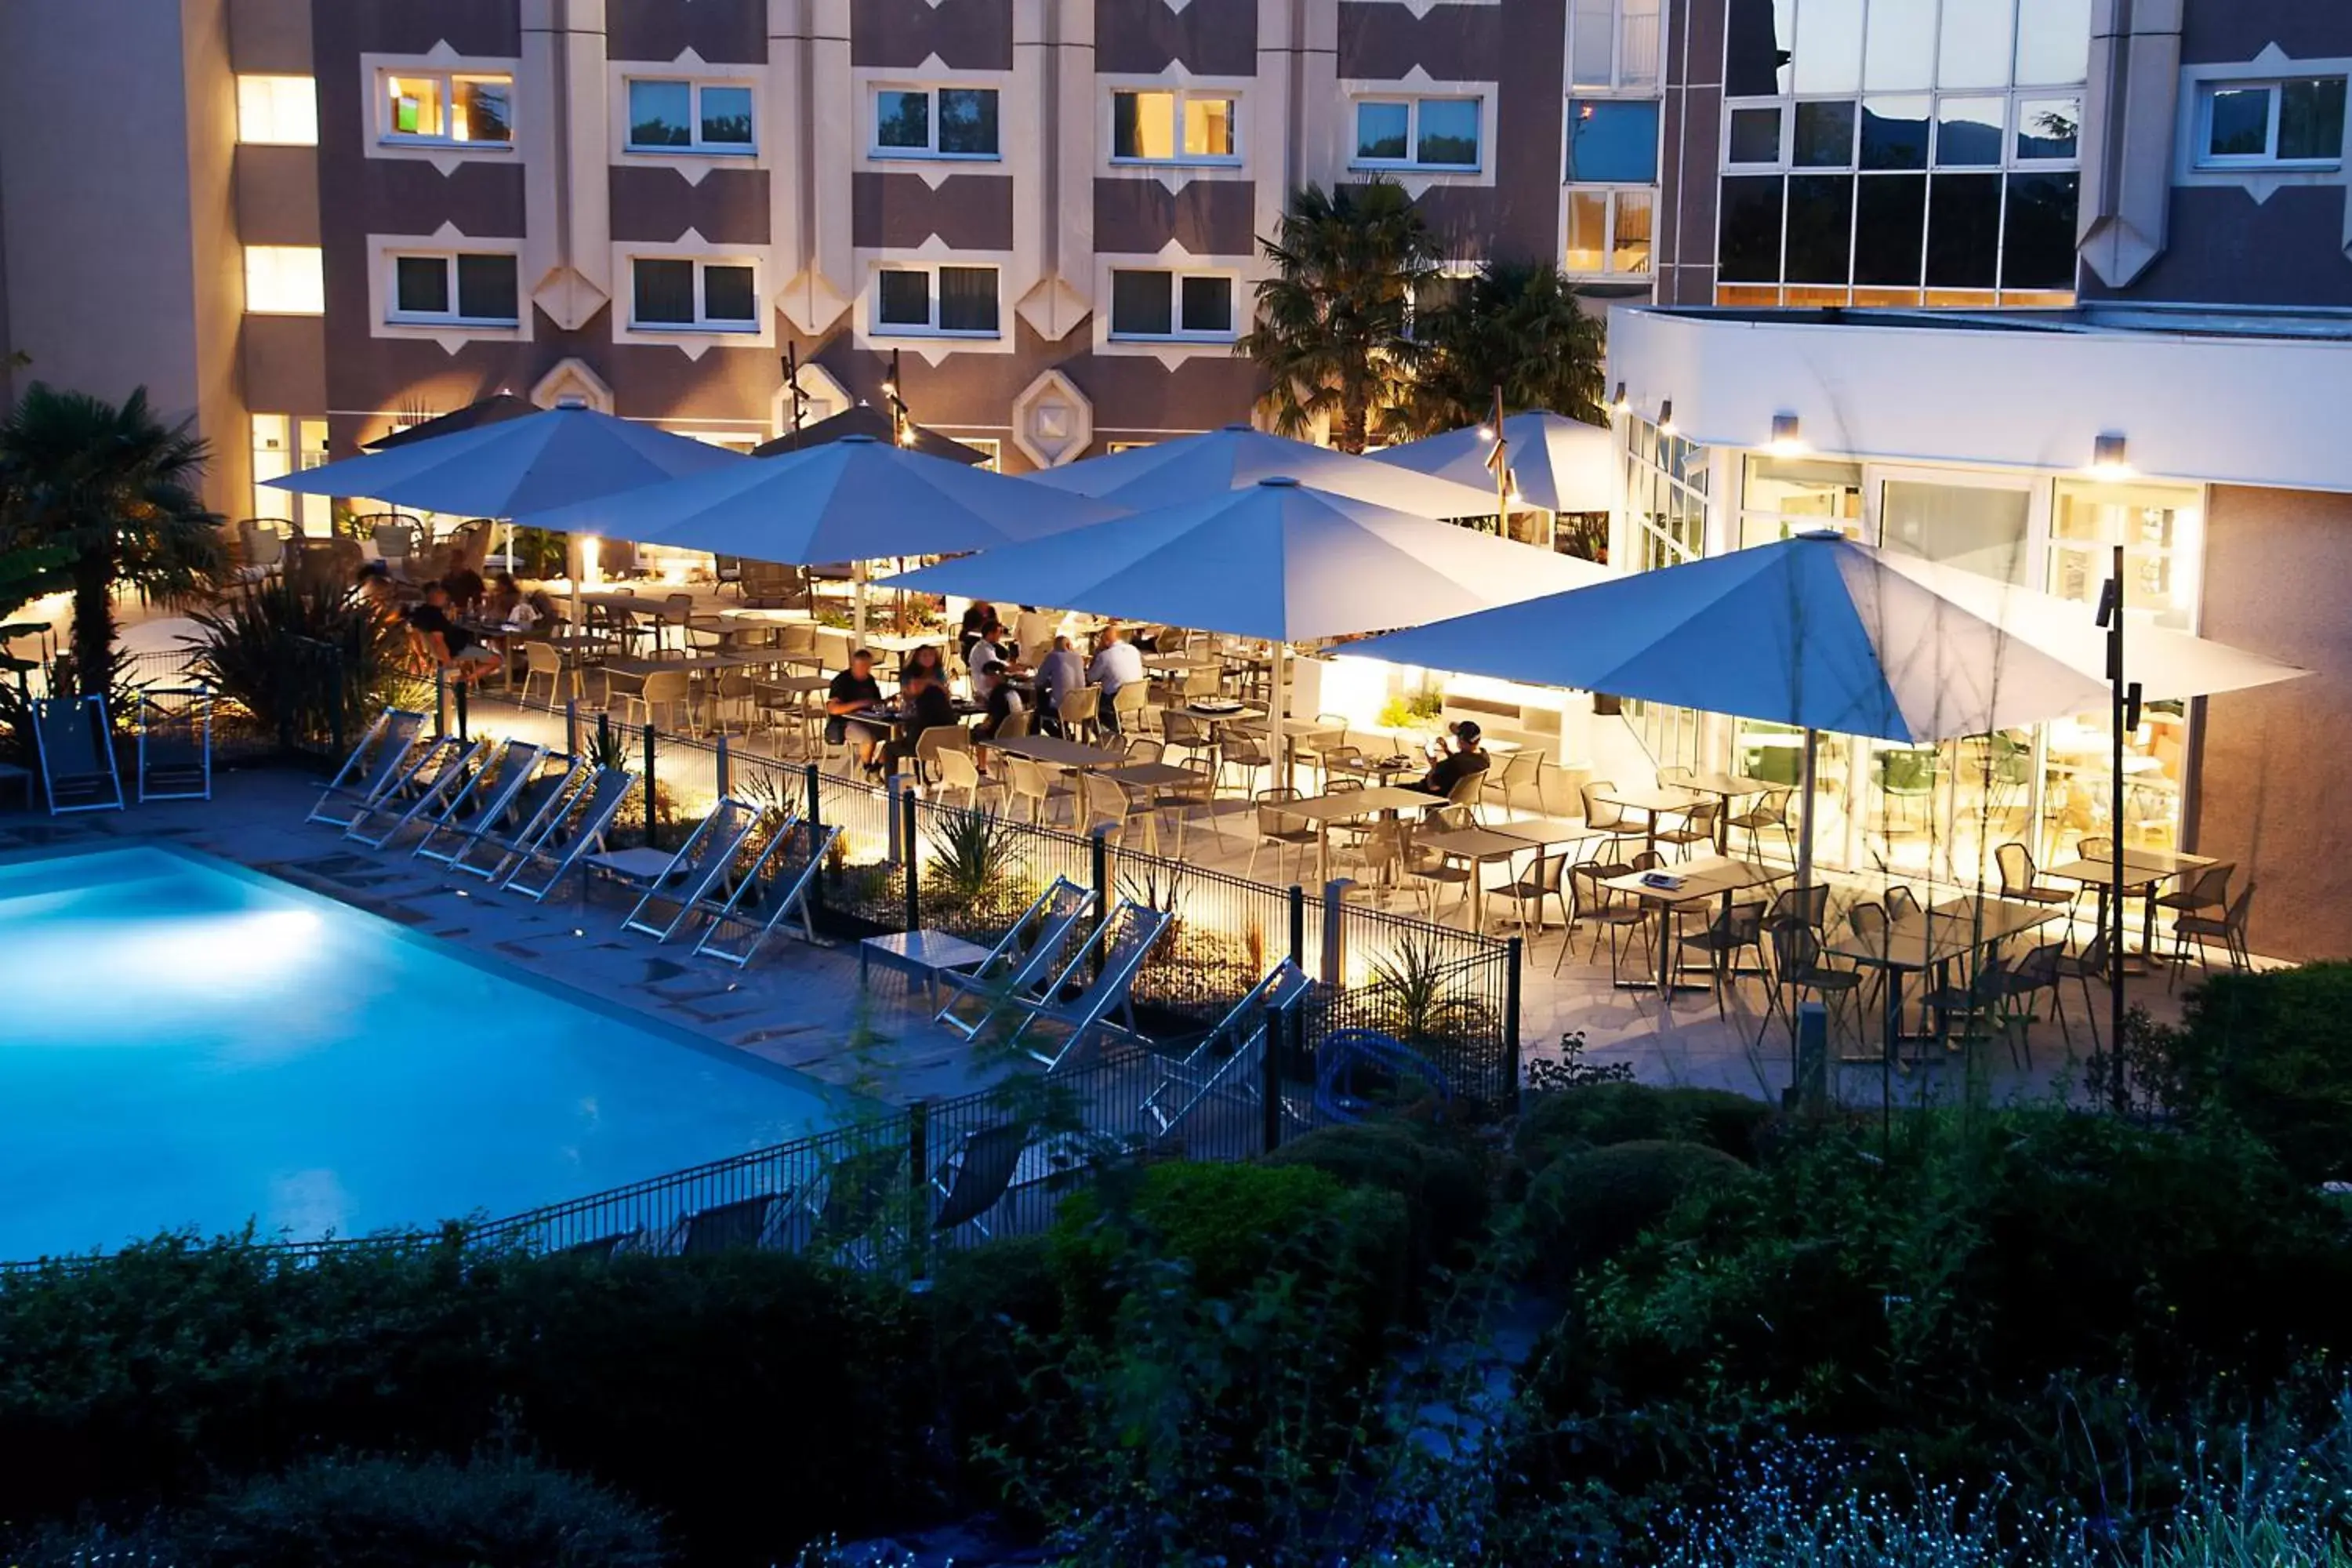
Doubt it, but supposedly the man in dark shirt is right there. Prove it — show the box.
[1410,721,1491,800]
[825,648,887,772]
[403,583,500,683]
[883,669,962,775]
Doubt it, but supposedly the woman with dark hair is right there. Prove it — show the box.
[899,642,947,689]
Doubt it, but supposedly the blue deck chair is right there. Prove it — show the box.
[498,768,637,901]
[307,707,428,827]
[413,744,562,866]
[32,695,124,814]
[588,797,761,942]
[1004,901,1174,1073]
[443,756,590,878]
[1141,959,1312,1142]
[694,817,841,966]
[933,877,1098,1040]
[345,738,486,848]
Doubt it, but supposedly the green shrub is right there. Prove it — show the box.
[1262,1120,1491,1276]
[1522,1140,1751,1285]
[1515,1083,1773,1174]
[2163,964,2352,1182]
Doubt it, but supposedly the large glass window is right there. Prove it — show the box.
[1353,97,1482,170]
[1114,89,1238,163]
[1739,454,1863,548]
[1878,477,2031,583]
[1565,189,1655,275]
[1108,270,1236,340]
[1566,100,1660,182]
[874,86,1000,158]
[238,76,317,145]
[2196,78,2347,167]
[1571,0,1664,91]
[389,253,519,325]
[630,258,758,331]
[381,71,511,145]
[627,79,753,152]
[872,263,1001,336]
[244,245,324,315]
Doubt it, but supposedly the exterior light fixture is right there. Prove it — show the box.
[1657,397,1677,436]
[1476,423,1496,442]
[1767,412,1805,456]
[1610,381,1630,414]
[2089,432,2131,481]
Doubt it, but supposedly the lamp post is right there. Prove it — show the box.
[2096,543,2140,1112]
[779,345,810,449]
[1483,386,1513,539]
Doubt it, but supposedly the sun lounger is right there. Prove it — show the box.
[344,737,485,848]
[693,815,840,967]
[442,757,590,879]
[31,695,124,814]
[307,707,429,827]
[796,1145,911,1269]
[930,1120,1033,1242]
[135,688,212,802]
[933,877,1098,1040]
[1140,960,1312,1142]
[671,1193,784,1255]
[1004,901,1173,1073]
[498,768,638,901]
[412,743,560,865]
[586,797,761,942]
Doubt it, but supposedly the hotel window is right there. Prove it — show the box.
[630,258,759,331]
[237,75,317,145]
[1714,0,2085,307]
[1353,96,1483,170]
[874,86,1001,158]
[1564,189,1654,275]
[1112,89,1237,164]
[245,245,324,315]
[2195,78,2347,167]
[380,70,513,146]
[1109,270,1236,341]
[956,437,1003,472]
[626,79,754,153]
[873,263,1001,337]
[1570,0,1663,91]
[388,252,520,326]
[252,416,331,536]
[1567,99,1660,182]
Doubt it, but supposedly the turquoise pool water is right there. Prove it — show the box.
[0,846,844,1260]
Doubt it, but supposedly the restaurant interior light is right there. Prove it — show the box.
[1767,412,1805,456]
[2089,432,2132,481]
[1657,397,1676,436]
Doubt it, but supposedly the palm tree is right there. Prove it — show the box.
[1236,179,1439,453]
[1383,260,1608,441]
[0,384,223,699]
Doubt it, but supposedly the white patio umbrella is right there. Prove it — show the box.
[1370,409,1617,519]
[266,401,747,611]
[514,434,1128,639]
[1024,423,1501,520]
[1352,530,2305,887]
[891,476,1610,772]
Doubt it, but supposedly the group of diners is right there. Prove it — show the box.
[363,562,563,687]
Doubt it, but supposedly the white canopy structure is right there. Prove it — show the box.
[1022,423,1500,520]
[1370,409,1616,516]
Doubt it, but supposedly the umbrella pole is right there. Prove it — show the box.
[851,560,869,646]
[1273,642,1292,792]
[1795,727,1818,893]
[566,535,584,634]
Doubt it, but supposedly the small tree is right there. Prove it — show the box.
[1385,260,1608,441]
[0,384,223,699]
[1237,179,1438,452]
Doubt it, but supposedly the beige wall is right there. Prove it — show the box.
[0,0,249,517]
[2188,484,2352,963]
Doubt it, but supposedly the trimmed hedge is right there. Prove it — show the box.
[1515,1083,1773,1174]
[1261,1120,1492,1276]
[1523,1139,1752,1286]
[2168,963,2352,1182]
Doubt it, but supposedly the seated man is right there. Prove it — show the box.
[1034,634,1084,735]
[402,583,502,685]
[967,619,1026,704]
[825,648,888,775]
[1407,721,1490,799]
[1087,622,1147,733]
[882,668,961,775]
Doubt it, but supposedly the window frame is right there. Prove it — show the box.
[384,251,523,328]
[626,256,764,334]
[1562,187,1656,278]
[870,83,1004,162]
[1108,86,1243,168]
[622,76,757,156]
[1567,0,1665,94]
[1566,95,1662,184]
[376,67,514,148]
[1105,267,1242,343]
[868,262,1004,339]
[1350,94,1486,173]
[2194,78,2347,169]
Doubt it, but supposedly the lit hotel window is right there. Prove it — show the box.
[236,75,318,146]
[244,245,324,315]
[380,71,513,146]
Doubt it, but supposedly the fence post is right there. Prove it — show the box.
[901,784,920,934]
[433,670,448,738]
[804,762,828,909]
[596,710,612,761]
[643,722,660,850]
[715,733,731,799]
[564,699,579,758]
[1287,884,1306,967]
[453,678,470,743]
[1321,880,1350,986]
[885,772,907,865]
[906,1099,932,1283]
[1089,826,1112,983]
[1504,935,1524,1113]
[1261,1004,1286,1154]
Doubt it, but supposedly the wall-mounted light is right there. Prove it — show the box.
[2089,432,2132,481]
[1610,381,1630,415]
[1476,423,1496,442]
[1767,412,1805,456]
[1657,397,1677,436]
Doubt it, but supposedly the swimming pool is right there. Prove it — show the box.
[0,846,848,1260]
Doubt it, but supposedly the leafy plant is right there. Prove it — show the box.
[924,804,1019,915]
[1522,1029,1638,1094]
[1377,688,1447,730]
[1365,931,1494,1043]
[1382,260,1609,441]
[180,577,415,747]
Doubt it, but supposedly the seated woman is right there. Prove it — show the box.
[899,642,948,691]
[485,572,538,632]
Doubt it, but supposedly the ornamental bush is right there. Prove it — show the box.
[1514,1083,1773,1174]
[1522,1139,1752,1287]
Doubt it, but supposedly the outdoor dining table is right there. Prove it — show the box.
[1598,855,1780,998]
[1824,895,2065,1048]
[601,654,750,677]
[1495,816,1592,850]
[1591,783,1709,854]
[1410,824,1534,934]
[1279,785,1441,884]
[1679,771,1778,851]
[2043,847,2217,970]
[985,734,1127,771]
[1095,761,1197,790]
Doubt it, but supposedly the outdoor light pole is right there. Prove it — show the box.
[2098,543,2140,1112]
[779,346,809,448]
[1484,386,1512,537]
